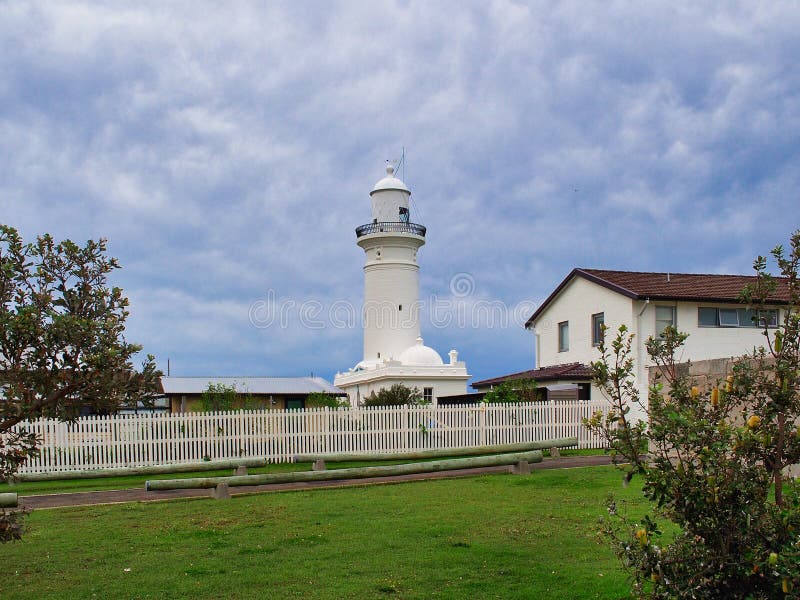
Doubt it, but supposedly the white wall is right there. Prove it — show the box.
[335,363,469,407]
[638,301,780,364]
[533,277,634,370]
[358,233,425,362]
[345,376,468,406]
[370,188,409,222]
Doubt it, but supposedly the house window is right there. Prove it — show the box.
[698,307,779,328]
[591,313,604,346]
[755,309,779,328]
[423,387,433,403]
[558,321,569,352]
[655,306,676,338]
[719,308,739,327]
[698,307,718,327]
[286,398,304,410]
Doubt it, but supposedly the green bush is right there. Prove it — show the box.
[200,383,237,412]
[584,231,800,599]
[305,392,349,408]
[361,384,424,407]
[483,379,537,403]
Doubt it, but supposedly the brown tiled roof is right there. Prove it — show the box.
[472,363,592,389]
[525,268,791,327]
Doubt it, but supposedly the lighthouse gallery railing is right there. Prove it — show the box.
[355,221,426,237]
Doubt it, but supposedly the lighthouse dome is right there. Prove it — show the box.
[371,164,410,195]
[398,337,444,366]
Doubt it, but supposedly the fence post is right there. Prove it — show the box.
[479,403,486,446]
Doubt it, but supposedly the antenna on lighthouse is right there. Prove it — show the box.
[398,146,405,181]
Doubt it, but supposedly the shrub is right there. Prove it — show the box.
[305,392,349,408]
[200,383,237,412]
[361,384,424,407]
[483,379,537,403]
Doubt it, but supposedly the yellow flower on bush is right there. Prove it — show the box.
[635,528,648,546]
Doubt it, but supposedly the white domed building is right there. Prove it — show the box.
[334,165,470,406]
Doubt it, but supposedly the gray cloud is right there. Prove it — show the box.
[2,1,799,383]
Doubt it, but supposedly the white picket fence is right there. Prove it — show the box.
[11,399,611,475]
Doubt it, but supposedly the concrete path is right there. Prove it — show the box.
[19,454,616,510]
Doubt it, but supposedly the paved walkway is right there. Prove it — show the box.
[18,454,616,510]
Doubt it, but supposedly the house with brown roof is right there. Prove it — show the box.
[471,363,593,402]
[478,268,788,419]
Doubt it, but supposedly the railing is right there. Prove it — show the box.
[355,221,426,238]
[9,400,611,474]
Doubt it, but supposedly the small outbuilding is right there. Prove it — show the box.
[471,363,593,402]
[160,376,345,413]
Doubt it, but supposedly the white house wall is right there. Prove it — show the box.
[534,277,634,370]
[636,300,780,363]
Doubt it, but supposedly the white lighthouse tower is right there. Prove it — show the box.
[334,164,469,406]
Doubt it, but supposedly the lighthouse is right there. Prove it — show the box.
[334,164,469,406]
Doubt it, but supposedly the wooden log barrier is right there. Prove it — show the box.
[294,437,577,464]
[13,458,270,482]
[0,493,19,508]
[146,450,544,492]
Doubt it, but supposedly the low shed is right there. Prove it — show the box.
[160,376,345,413]
[471,363,593,401]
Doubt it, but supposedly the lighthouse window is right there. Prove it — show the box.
[399,207,409,223]
[399,304,402,311]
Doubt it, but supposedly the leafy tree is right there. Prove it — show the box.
[239,395,268,410]
[361,384,424,407]
[0,225,161,541]
[199,383,238,412]
[584,231,800,599]
[483,379,538,403]
[305,392,349,409]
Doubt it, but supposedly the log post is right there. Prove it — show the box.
[19,458,270,482]
[510,461,531,475]
[294,437,577,464]
[0,493,19,508]
[147,450,544,491]
[212,483,231,500]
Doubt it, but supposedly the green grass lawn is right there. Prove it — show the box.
[0,466,646,599]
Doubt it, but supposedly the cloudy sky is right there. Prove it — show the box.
[2,2,799,386]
